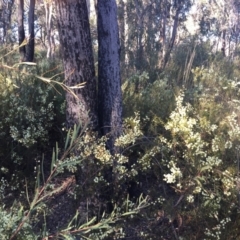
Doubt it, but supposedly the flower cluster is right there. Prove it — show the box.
[221,170,235,196]
[115,112,143,147]
[204,217,231,239]
[163,160,182,184]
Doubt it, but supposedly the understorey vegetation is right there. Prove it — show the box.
[1,0,240,239]
[1,41,240,240]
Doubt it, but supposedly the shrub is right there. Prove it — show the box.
[0,61,65,181]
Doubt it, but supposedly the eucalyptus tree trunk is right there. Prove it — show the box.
[134,0,144,71]
[118,0,126,72]
[1,0,15,43]
[221,29,226,56]
[55,0,98,129]
[161,1,181,69]
[97,0,122,153]
[159,0,168,68]
[44,0,54,58]
[86,0,90,17]
[17,0,26,61]
[26,0,35,62]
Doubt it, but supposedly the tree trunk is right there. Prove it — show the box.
[0,0,15,44]
[118,0,126,73]
[55,0,98,129]
[44,0,54,58]
[26,0,35,62]
[17,0,26,61]
[97,0,122,153]
[161,2,181,69]
[221,29,226,56]
[86,0,90,17]
[134,0,144,71]
[159,0,168,68]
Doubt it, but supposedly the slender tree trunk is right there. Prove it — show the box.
[17,0,26,61]
[86,0,90,17]
[55,0,98,129]
[159,0,167,68]
[97,0,122,153]
[221,29,226,56]
[44,0,53,58]
[26,0,35,62]
[118,0,126,72]
[0,0,14,43]
[134,0,144,71]
[161,2,181,69]
[0,3,2,43]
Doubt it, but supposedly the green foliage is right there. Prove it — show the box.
[0,121,149,240]
[123,71,175,132]
[0,203,37,240]
[162,37,212,89]
[119,60,240,239]
[157,88,239,238]
[137,65,240,239]
[0,58,66,180]
[2,38,240,240]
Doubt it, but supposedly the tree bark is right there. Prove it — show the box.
[97,0,122,153]
[161,1,182,69]
[159,0,168,68]
[55,0,98,129]
[17,0,26,61]
[0,0,15,43]
[118,0,126,73]
[134,0,144,71]
[86,0,90,17]
[44,0,54,58]
[26,0,35,62]
[221,29,226,56]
